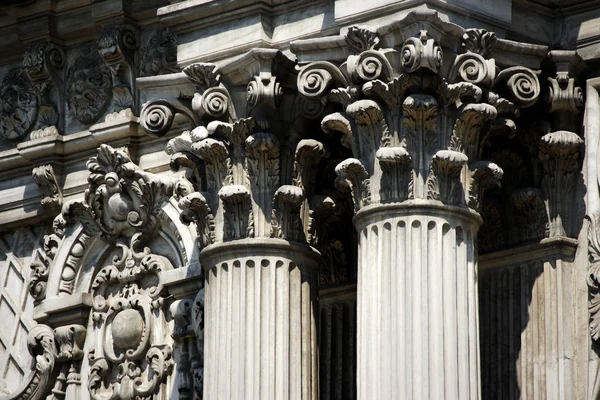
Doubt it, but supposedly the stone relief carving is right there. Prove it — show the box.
[141,27,179,76]
[149,58,331,248]
[22,43,65,133]
[0,68,38,141]
[32,164,62,211]
[88,234,174,400]
[97,24,138,114]
[62,144,174,243]
[170,291,204,400]
[588,212,600,341]
[66,49,112,125]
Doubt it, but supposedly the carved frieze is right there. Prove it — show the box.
[587,212,600,341]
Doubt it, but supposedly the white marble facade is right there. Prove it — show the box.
[0,0,599,399]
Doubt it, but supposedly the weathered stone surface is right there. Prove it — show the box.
[0,1,599,399]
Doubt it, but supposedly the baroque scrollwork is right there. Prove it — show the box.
[88,234,174,400]
[62,144,174,243]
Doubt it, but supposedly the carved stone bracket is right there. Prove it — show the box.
[539,130,583,238]
[32,164,62,211]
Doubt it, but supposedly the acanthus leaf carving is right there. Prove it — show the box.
[511,187,549,242]
[219,185,254,240]
[588,212,600,341]
[426,150,468,204]
[461,28,497,57]
[539,130,583,238]
[468,161,503,210]
[178,192,215,248]
[62,144,174,243]
[345,25,380,55]
[335,158,370,212]
[376,147,412,202]
[270,185,305,242]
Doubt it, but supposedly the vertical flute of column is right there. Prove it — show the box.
[354,203,481,399]
[200,239,320,400]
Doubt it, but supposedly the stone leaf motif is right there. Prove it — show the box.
[23,43,65,96]
[461,28,497,57]
[588,212,600,341]
[97,24,138,79]
[539,130,583,238]
[67,49,112,125]
[141,27,179,76]
[510,187,549,242]
[62,144,174,242]
[88,234,174,400]
[32,164,62,210]
[0,68,38,141]
[345,25,380,55]
[179,192,215,248]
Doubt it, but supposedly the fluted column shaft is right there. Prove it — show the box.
[355,202,481,400]
[200,238,320,400]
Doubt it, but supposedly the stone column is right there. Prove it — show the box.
[200,239,319,400]
[166,61,329,398]
[296,26,541,399]
[354,202,480,399]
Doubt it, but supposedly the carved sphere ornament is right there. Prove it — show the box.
[111,309,145,349]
